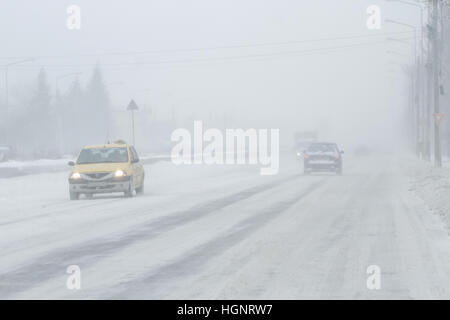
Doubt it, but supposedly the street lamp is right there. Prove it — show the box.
[387,20,422,154]
[385,17,417,60]
[4,58,35,107]
[2,57,34,144]
[385,0,426,64]
[385,0,429,159]
[387,35,420,155]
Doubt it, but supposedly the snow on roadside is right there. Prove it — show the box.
[411,161,450,233]
[0,158,74,178]
[0,158,72,169]
[0,154,170,178]
[0,154,169,169]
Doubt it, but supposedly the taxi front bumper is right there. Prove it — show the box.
[69,176,131,194]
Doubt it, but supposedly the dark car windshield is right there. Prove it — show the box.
[77,147,129,164]
[308,143,338,153]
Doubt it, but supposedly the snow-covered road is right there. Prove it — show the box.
[1,154,450,299]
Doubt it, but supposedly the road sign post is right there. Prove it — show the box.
[127,99,139,146]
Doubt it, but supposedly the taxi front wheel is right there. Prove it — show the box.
[70,191,79,200]
[124,179,134,198]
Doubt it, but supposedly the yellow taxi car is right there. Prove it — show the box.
[68,141,145,200]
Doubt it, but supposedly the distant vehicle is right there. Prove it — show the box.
[68,141,145,200]
[294,131,318,160]
[303,142,343,175]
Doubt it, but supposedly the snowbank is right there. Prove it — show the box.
[0,158,73,178]
[411,162,450,233]
[0,154,170,178]
[0,158,72,169]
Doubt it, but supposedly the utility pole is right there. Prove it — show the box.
[432,0,442,167]
[418,4,426,159]
[424,3,433,161]
[387,1,427,158]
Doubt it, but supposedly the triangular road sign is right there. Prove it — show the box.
[127,99,139,111]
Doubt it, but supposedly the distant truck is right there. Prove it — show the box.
[294,131,318,159]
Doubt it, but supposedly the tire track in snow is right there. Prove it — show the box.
[0,173,306,297]
[108,180,325,299]
[0,198,125,227]
[0,162,264,227]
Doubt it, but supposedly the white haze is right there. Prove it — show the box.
[0,0,419,152]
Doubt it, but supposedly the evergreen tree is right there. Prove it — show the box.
[62,78,84,154]
[84,64,110,145]
[29,67,55,158]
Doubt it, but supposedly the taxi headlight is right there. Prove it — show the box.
[115,170,125,177]
[71,172,81,179]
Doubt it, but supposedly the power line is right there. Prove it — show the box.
[10,37,416,70]
[0,30,415,61]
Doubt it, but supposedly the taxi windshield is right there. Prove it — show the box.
[77,147,129,164]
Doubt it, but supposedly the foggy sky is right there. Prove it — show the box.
[0,0,422,151]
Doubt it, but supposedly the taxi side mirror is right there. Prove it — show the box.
[68,161,75,166]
